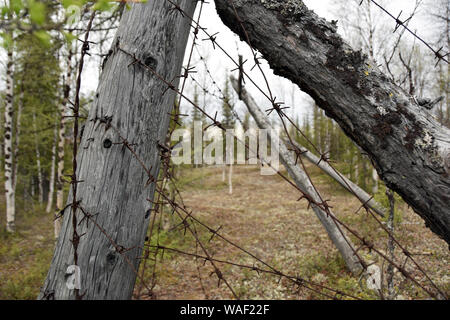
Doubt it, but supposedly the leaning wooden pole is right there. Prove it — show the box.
[39,1,197,300]
[284,139,386,218]
[230,76,363,275]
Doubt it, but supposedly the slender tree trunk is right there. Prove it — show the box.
[46,123,58,213]
[33,112,44,204]
[228,162,233,194]
[4,44,15,233]
[31,177,35,197]
[0,98,3,162]
[386,189,396,300]
[55,49,73,240]
[372,168,379,194]
[39,0,197,300]
[216,0,450,244]
[231,76,363,274]
[12,90,23,208]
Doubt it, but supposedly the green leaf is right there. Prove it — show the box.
[0,32,13,50]
[62,0,85,9]
[33,30,51,47]
[29,0,46,25]
[10,0,24,14]
[92,0,113,12]
[63,31,77,44]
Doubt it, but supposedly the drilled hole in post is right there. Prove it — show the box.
[103,139,112,149]
[143,55,157,69]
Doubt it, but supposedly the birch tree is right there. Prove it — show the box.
[32,111,44,204]
[3,26,15,233]
[54,49,73,240]
[46,123,57,213]
[428,0,449,128]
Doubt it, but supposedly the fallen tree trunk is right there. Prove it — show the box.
[216,0,450,244]
[231,76,364,274]
[38,0,197,299]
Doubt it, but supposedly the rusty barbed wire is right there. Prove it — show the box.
[365,0,449,65]
[68,10,96,300]
[142,244,361,300]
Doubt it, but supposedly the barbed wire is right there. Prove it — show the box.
[365,0,449,65]
[68,10,96,300]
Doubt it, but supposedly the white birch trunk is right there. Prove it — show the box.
[55,49,73,239]
[386,189,396,300]
[231,76,363,274]
[227,138,233,194]
[228,162,233,195]
[33,112,44,204]
[4,46,15,233]
[12,90,23,198]
[46,124,58,213]
[372,168,379,194]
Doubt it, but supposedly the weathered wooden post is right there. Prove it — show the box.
[39,0,197,300]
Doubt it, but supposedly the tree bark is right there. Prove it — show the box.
[11,90,23,218]
[228,162,233,194]
[55,49,73,240]
[231,76,363,274]
[372,168,379,194]
[33,111,44,204]
[39,0,197,300]
[46,123,58,213]
[386,189,396,300]
[215,0,450,244]
[4,44,15,233]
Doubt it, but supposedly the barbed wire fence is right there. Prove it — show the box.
[57,0,449,301]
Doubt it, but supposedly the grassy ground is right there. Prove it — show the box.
[0,164,448,299]
[0,202,54,299]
